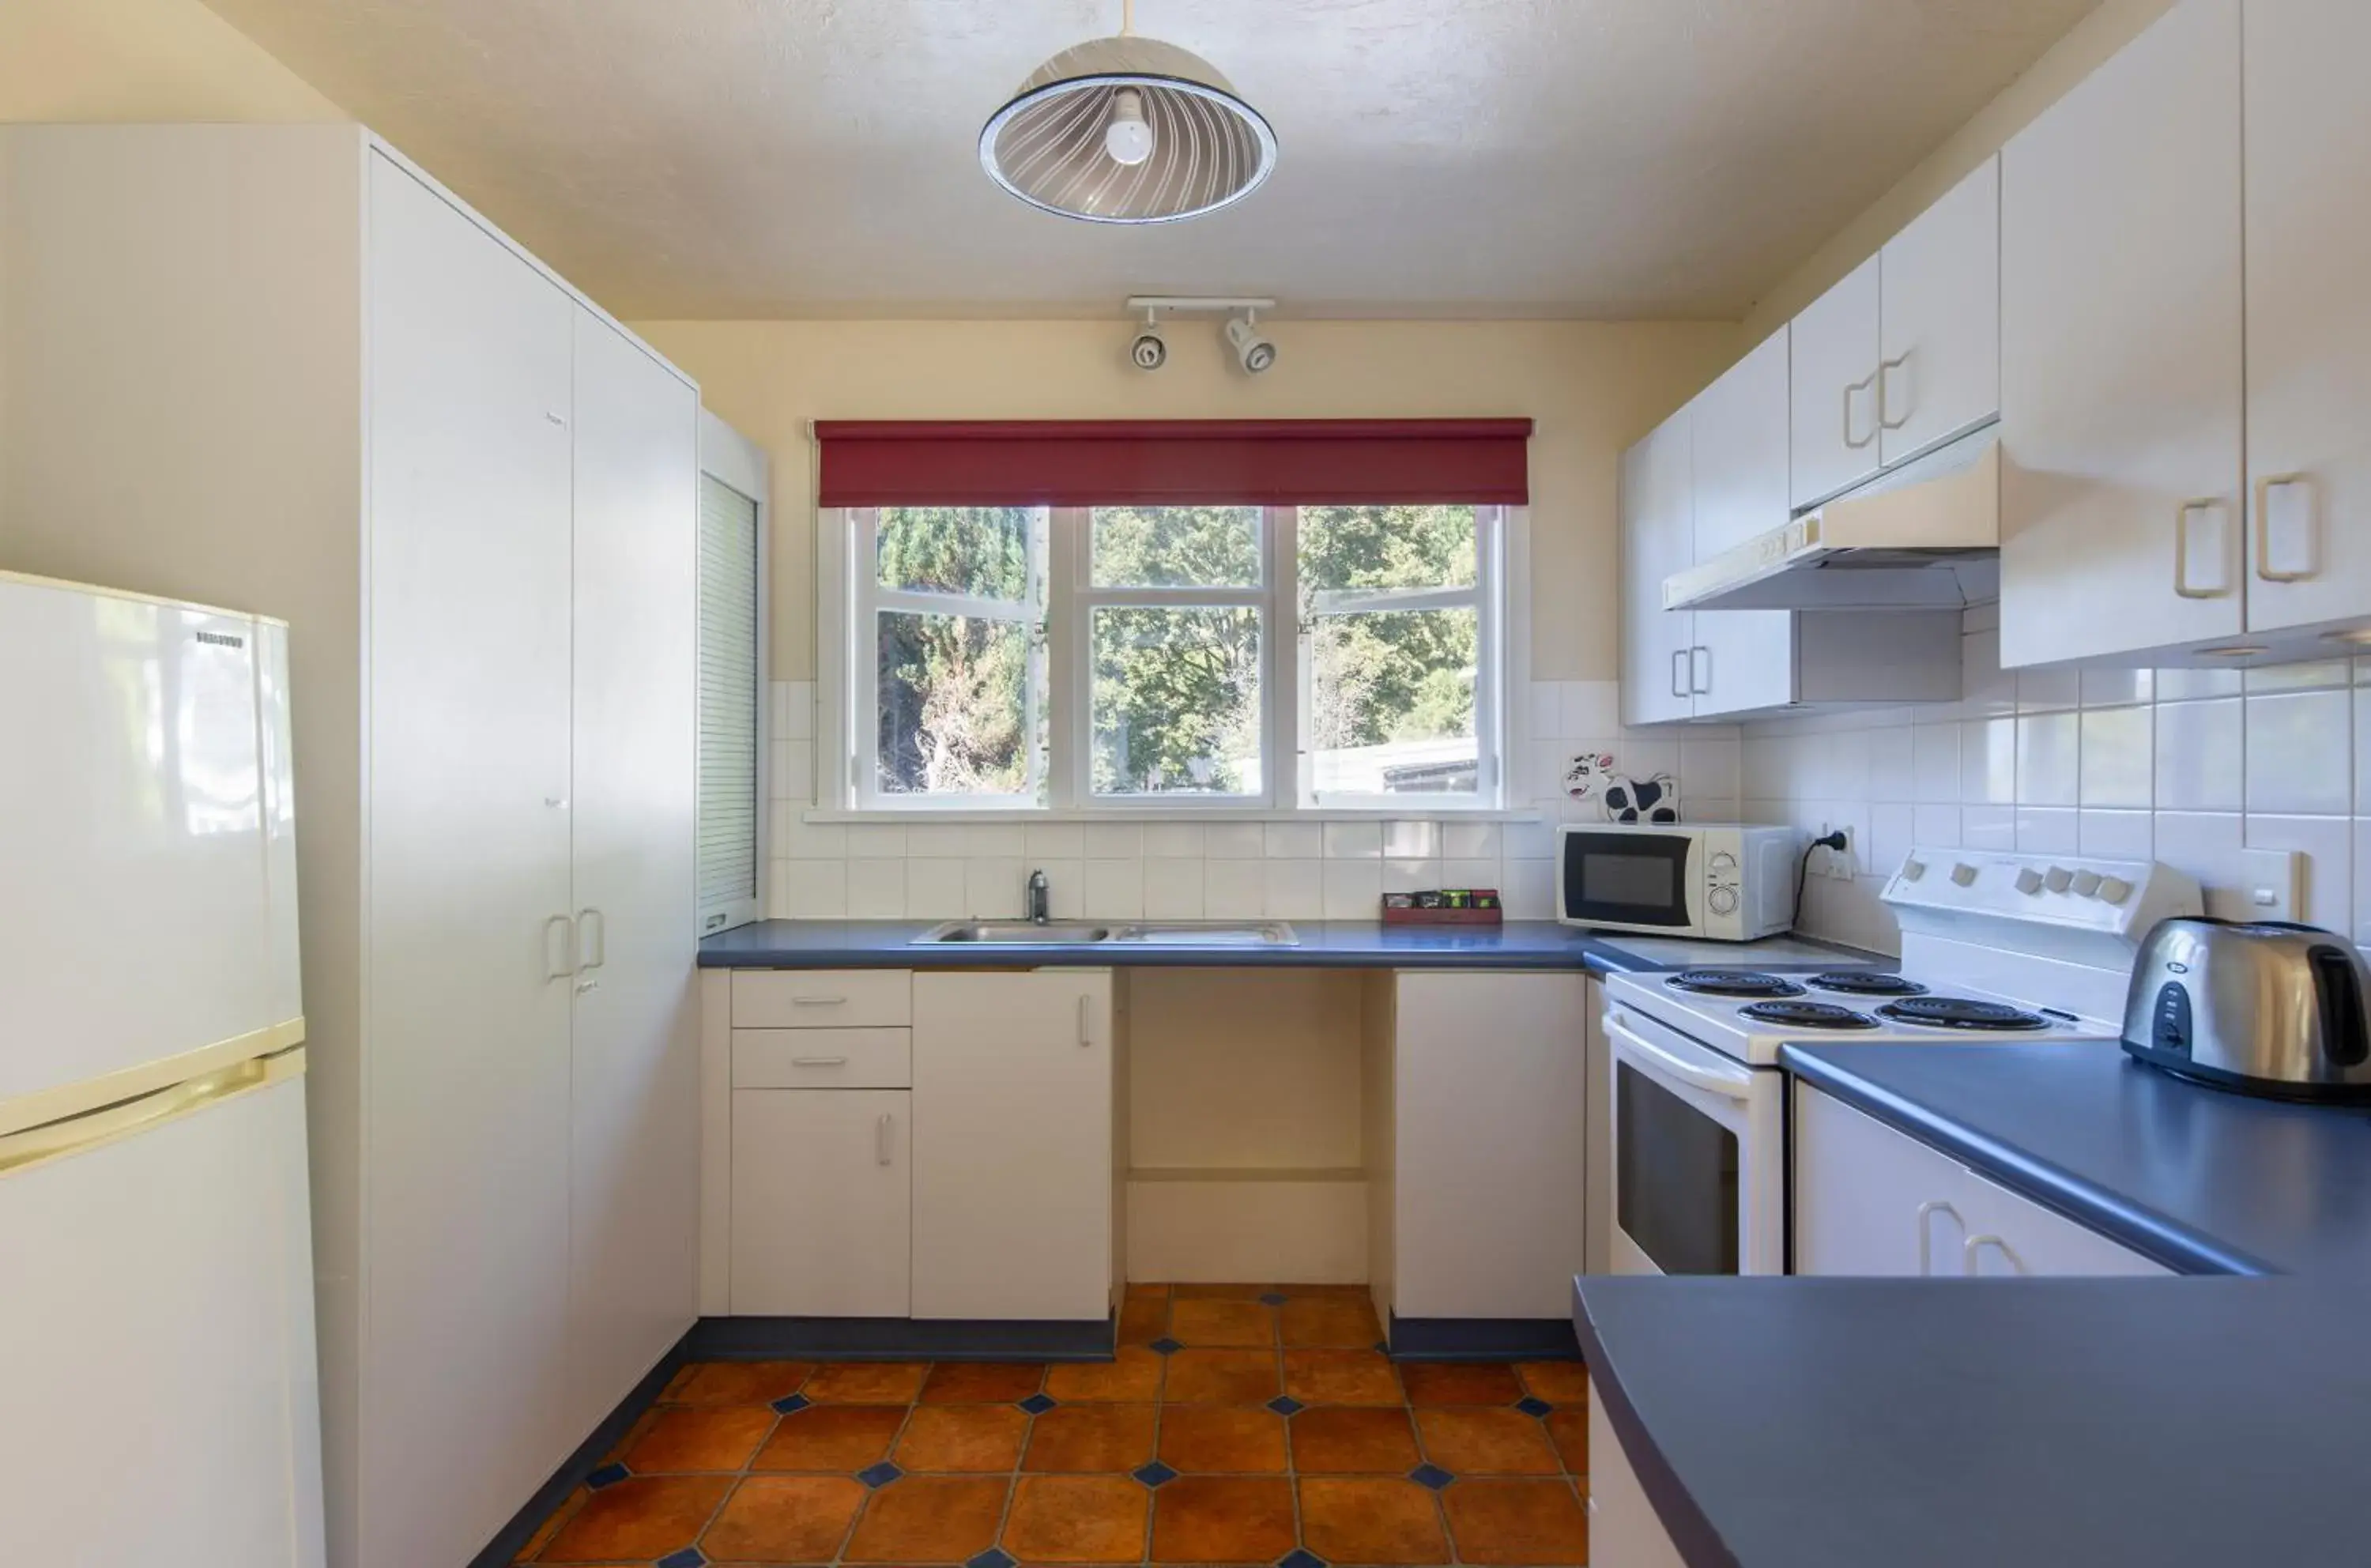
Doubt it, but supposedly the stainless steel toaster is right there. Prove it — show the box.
[2122,918,2371,1102]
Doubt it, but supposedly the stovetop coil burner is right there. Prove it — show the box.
[1738,1000,1879,1031]
[1809,971,1930,997]
[1664,970,1806,999]
[1875,996,2050,1032]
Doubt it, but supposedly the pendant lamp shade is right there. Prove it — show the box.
[980,35,1276,224]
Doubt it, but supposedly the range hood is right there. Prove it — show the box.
[1664,428,1999,612]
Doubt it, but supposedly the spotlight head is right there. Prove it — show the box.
[1225,313,1276,375]
[1129,318,1167,371]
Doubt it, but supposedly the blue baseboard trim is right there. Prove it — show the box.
[466,1325,693,1568]
[1387,1314,1581,1361]
[683,1313,1117,1362]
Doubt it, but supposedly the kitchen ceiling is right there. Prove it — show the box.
[200,0,2100,319]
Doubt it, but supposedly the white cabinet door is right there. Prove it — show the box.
[2242,0,2371,635]
[1587,1395,1691,1568]
[361,152,577,1568]
[1393,972,1590,1319]
[1789,255,1883,507]
[1998,0,2245,667]
[731,1090,912,1316]
[566,307,702,1431]
[912,972,1113,1321]
[1880,156,2001,466]
[1687,328,1796,718]
[1583,978,1613,1276]
[1619,412,1695,728]
[1791,1087,1965,1276]
[1958,1173,2169,1278]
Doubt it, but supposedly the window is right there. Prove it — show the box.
[842,503,1508,813]
[697,413,768,933]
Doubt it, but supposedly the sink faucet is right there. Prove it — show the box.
[1026,869,1050,925]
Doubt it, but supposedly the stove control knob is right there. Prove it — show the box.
[1709,851,1738,873]
[1901,858,1928,882]
[1708,885,1740,915]
[2072,870,2103,898]
[1951,862,1978,887]
[2098,876,2133,906]
[2015,868,2046,895]
[2045,866,2075,894]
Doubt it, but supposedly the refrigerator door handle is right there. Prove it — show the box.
[543,914,577,982]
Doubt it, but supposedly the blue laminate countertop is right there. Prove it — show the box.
[697,919,1882,974]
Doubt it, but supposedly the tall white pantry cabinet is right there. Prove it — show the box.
[0,126,702,1568]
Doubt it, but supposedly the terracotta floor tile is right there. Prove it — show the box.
[1415,1408,1562,1476]
[896,1404,1031,1472]
[1125,1281,1172,1301]
[843,1475,1008,1563]
[805,1361,931,1404]
[1046,1347,1165,1403]
[1288,1407,1421,1474]
[1163,1348,1281,1404]
[1282,1348,1403,1406]
[1116,1296,1169,1345]
[1150,1476,1296,1562]
[1277,1294,1382,1348]
[1157,1405,1287,1473]
[1276,1282,1374,1298]
[1001,1475,1149,1562]
[1544,1406,1589,1473]
[1170,1282,1271,1300]
[921,1361,1047,1404]
[622,1404,776,1472]
[662,1359,813,1406]
[515,1487,584,1560]
[1297,1476,1450,1565]
[752,1404,907,1471]
[1401,1360,1526,1406]
[699,1475,865,1561]
[536,1474,729,1562]
[1167,1298,1276,1348]
[1023,1404,1158,1472]
[1516,1359,1593,1404]
[1442,1478,1592,1564]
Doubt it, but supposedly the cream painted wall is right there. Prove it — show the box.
[1741,0,2177,337]
[635,318,1743,683]
[0,0,341,122]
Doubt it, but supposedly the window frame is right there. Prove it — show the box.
[695,409,770,936]
[824,503,1514,816]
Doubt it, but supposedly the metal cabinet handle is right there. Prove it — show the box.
[1915,1199,1962,1276]
[1963,1233,2025,1276]
[2173,500,2231,599]
[1076,993,1093,1048]
[2255,473,2316,582]
[876,1113,895,1166]
[1877,354,1913,431]
[790,1055,850,1068]
[577,907,607,972]
[1670,649,1689,700]
[575,978,599,995]
[1689,645,1711,695]
[790,994,848,1008]
[1843,369,1879,451]
[543,914,576,982]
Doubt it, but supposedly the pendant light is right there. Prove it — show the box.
[980,0,1277,224]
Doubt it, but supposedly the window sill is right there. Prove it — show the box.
[800,805,1549,825]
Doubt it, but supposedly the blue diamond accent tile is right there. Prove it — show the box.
[1018,1393,1058,1415]
[1516,1396,1553,1418]
[583,1462,629,1490]
[1410,1463,1456,1491]
[1372,1340,1391,1355]
[1133,1461,1179,1489]
[858,1461,903,1489]
[771,1392,810,1415]
[967,1551,1018,1568]
[1259,1291,1288,1306]
[1148,1336,1184,1355]
[1266,1395,1305,1416]
[1279,1551,1329,1568]
[657,1551,707,1568]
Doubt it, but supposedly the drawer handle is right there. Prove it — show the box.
[790,1055,850,1068]
[1076,993,1092,1049]
[1963,1233,2025,1276]
[876,1113,895,1166]
[1915,1200,1962,1276]
[790,995,849,1007]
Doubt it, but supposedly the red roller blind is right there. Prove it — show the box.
[814,419,1532,507]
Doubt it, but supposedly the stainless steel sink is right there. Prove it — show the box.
[912,919,1298,948]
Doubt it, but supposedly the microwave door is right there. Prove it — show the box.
[1563,832,1696,929]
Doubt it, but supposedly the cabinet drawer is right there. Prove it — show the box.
[734,1028,911,1090]
[732,969,911,1028]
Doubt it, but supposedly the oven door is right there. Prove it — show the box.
[1559,829,1701,933]
[1604,1002,1785,1276]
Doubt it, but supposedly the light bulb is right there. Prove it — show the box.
[1105,88,1154,165]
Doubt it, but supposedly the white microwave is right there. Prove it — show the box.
[1555,824,1798,940]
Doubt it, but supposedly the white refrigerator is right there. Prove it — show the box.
[0,571,326,1567]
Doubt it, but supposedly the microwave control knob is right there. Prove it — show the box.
[2098,876,2133,906]
[1709,850,1738,873]
[1902,859,1928,882]
[2015,868,2046,896]
[2072,870,2103,898]
[1951,863,1978,887]
[1708,884,1740,916]
[2045,866,2075,894]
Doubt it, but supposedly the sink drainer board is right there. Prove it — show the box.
[914,920,1299,948]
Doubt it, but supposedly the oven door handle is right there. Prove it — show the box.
[1607,1011,1755,1103]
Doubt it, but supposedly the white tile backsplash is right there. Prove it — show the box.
[1082,858,1145,919]
[1142,857,1205,918]
[1265,823,1325,859]
[2246,688,2352,816]
[1202,823,1266,859]
[1262,858,1326,919]
[1142,823,1205,858]
[1202,858,1265,918]
[1322,858,1384,918]
[1323,821,1384,860]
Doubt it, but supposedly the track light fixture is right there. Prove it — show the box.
[1129,307,1167,371]
[1122,296,1280,376]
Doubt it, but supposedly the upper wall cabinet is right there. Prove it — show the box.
[2241,0,2371,638]
[1688,329,1797,718]
[1620,408,1698,728]
[1997,0,2264,669]
[1790,157,2001,510]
